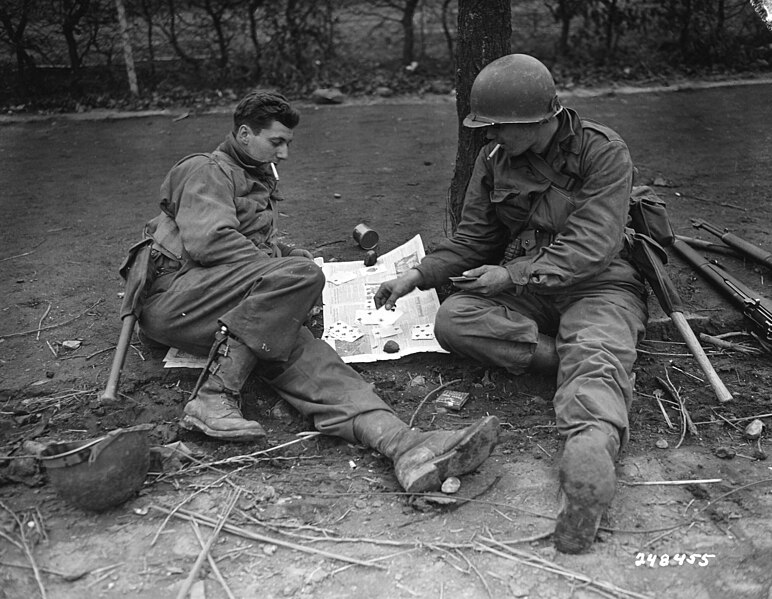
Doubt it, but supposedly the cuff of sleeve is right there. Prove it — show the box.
[411,266,432,290]
[504,260,532,287]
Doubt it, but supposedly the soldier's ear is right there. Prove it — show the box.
[237,124,252,145]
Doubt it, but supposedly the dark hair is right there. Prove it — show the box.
[233,91,300,134]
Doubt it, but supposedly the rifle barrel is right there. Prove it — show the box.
[693,219,772,270]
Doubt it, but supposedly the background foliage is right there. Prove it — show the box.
[1,0,771,112]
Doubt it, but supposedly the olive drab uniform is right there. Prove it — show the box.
[138,135,390,442]
[415,107,648,446]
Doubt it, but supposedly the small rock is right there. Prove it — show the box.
[714,446,736,459]
[655,438,669,449]
[409,375,426,387]
[744,419,765,440]
[441,477,461,494]
[61,340,82,350]
[311,87,344,104]
[383,340,400,353]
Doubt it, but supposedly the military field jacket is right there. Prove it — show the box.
[414,108,637,295]
[144,137,286,268]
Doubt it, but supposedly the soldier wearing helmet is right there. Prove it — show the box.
[375,54,648,554]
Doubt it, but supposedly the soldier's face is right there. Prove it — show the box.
[486,121,549,156]
[238,121,294,163]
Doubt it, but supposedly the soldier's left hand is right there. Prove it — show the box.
[289,248,314,259]
[455,264,514,296]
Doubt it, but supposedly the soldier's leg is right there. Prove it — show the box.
[552,287,647,554]
[433,291,559,375]
[263,328,500,493]
[139,257,324,440]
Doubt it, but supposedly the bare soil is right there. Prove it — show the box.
[2,81,772,599]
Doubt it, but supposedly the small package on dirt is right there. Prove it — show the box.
[435,390,470,411]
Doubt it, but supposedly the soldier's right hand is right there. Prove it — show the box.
[374,269,423,311]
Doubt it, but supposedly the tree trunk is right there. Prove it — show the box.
[447,0,511,232]
[440,0,454,67]
[400,0,420,65]
[114,0,139,96]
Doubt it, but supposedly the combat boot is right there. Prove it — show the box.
[554,426,620,554]
[353,410,499,493]
[180,328,266,442]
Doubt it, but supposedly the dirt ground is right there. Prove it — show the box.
[2,80,772,599]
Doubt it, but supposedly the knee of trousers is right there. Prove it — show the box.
[281,257,325,295]
[434,296,475,351]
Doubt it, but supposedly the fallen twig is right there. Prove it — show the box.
[0,502,47,599]
[36,303,51,341]
[657,372,698,448]
[151,465,250,546]
[653,389,675,430]
[408,378,462,428]
[621,478,722,486]
[150,504,387,569]
[176,490,240,599]
[699,333,763,355]
[693,411,772,426]
[476,535,652,599]
[0,299,104,340]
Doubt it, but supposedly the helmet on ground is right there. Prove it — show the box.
[39,424,152,512]
[464,54,563,127]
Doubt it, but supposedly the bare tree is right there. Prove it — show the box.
[352,0,422,65]
[114,0,138,95]
[0,0,38,94]
[447,0,511,231]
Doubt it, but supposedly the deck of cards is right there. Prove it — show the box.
[435,390,470,411]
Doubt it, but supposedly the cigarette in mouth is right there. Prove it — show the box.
[270,163,279,181]
[487,144,501,160]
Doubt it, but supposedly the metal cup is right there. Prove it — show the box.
[353,223,379,250]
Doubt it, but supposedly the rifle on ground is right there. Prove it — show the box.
[671,238,772,343]
[692,218,772,271]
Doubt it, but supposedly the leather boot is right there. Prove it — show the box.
[554,426,620,554]
[530,333,559,374]
[353,410,499,493]
[180,328,266,442]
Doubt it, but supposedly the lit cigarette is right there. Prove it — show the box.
[487,144,501,160]
[270,162,279,181]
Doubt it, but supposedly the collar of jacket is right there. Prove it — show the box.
[216,133,274,181]
[541,107,583,171]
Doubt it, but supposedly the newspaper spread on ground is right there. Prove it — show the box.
[162,234,445,368]
[320,234,446,363]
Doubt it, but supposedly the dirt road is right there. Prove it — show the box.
[1,80,772,599]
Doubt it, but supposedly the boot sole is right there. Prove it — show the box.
[554,437,616,554]
[180,415,267,442]
[400,415,500,493]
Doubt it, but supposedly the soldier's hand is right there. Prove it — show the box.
[374,269,423,311]
[456,265,515,296]
[289,248,314,259]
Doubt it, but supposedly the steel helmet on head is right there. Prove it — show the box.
[464,54,563,127]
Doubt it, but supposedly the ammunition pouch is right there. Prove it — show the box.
[628,186,674,247]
